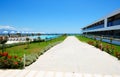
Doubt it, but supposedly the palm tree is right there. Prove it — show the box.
[0,36,8,52]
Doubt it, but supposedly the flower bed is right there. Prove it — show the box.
[77,35,120,60]
[0,52,23,69]
[87,40,120,60]
[115,52,120,60]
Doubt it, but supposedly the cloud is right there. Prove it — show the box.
[0,25,16,30]
[0,25,32,32]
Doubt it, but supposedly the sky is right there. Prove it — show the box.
[0,0,120,33]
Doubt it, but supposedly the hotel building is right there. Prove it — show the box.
[82,9,120,38]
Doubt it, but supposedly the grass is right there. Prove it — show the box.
[0,35,67,66]
[76,35,120,56]
[0,35,67,57]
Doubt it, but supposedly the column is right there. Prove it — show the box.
[104,18,107,28]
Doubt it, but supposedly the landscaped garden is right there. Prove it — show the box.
[0,35,67,69]
[76,35,120,60]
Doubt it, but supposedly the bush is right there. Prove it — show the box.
[0,52,23,69]
[32,38,45,43]
[87,41,115,54]
[87,41,101,49]
[25,53,40,66]
[115,52,120,60]
[87,41,94,45]
[104,45,115,54]
[94,41,99,48]
[98,43,104,51]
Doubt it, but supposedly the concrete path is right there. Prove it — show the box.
[26,36,120,75]
[1,70,119,77]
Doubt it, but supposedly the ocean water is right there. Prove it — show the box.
[29,35,59,40]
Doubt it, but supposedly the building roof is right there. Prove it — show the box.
[81,9,120,29]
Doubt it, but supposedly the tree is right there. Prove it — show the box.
[37,33,41,36]
[16,33,21,37]
[26,37,30,49]
[0,36,8,52]
[38,37,43,44]
[31,33,34,36]
[38,36,41,41]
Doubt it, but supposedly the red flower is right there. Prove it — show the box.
[7,55,12,59]
[14,62,18,65]
[2,52,8,57]
[14,56,18,59]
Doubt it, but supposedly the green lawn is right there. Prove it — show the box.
[0,35,67,66]
[76,35,120,56]
[0,35,66,57]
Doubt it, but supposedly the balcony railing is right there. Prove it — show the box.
[84,24,104,31]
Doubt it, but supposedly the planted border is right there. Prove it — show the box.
[76,35,120,60]
[25,41,62,66]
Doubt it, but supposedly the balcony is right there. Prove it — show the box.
[107,19,120,27]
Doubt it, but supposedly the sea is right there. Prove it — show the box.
[29,35,60,40]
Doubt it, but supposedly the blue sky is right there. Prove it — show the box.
[0,0,120,33]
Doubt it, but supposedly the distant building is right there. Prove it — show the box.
[81,9,120,38]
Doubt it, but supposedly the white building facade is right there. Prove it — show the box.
[82,9,120,38]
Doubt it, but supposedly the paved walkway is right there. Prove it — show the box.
[0,70,119,77]
[25,36,120,75]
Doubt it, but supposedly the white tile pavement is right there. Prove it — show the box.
[0,70,119,77]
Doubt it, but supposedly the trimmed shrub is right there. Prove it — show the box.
[25,54,37,66]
